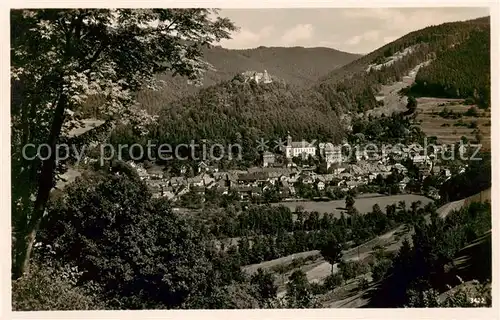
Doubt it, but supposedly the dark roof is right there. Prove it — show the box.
[237,172,269,181]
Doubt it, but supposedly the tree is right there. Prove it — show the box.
[320,238,343,274]
[345,194,355,210]
[11,9,236,278]
[250,268,278,305]
[38,163,220,308]
[12,262,104,311]
[406,96,418,114]
[285,270,315,308]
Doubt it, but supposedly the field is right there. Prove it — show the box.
[273,194,433,218]
[415,97,491,150]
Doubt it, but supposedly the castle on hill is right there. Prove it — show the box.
[241,69,273,84]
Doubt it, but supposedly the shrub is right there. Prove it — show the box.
[323,273,344,290]
[310,282,327,295]
[12,263,103,311]
[339,260,369,280]
[358,277,370,290]
[464,106,480,117]
[371,259,393,282]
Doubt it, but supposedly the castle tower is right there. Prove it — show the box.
[263,69,272,83]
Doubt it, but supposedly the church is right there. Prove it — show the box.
[284,134,317,159]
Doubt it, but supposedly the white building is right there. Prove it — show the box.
[284,134,317,159]
[323,143,343,168]
[262,151,275,167]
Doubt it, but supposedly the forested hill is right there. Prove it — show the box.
[134,46,360,114]
[407,28,490,107]
[111,16,490,154]
[313,16,490,113]
[150,78,344,149]
[318,16,489,85]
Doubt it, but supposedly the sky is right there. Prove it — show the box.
[217,8,489,54]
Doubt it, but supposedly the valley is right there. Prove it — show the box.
[11,9,492,312]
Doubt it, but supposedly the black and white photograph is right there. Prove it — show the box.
[6,2,497,317]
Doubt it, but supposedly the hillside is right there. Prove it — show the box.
[133,46,360,114]
[109,16,490,158]
[314,16,490,113]
[407,29,490,107]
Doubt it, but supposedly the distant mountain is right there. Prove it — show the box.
[134,46,361,114]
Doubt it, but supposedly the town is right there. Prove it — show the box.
[127,133,466,207]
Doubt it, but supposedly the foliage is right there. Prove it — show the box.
[440,152,490,202]
[285,270,317,308]
[371,259,393,282]
[345,195,355,209]
[12,262,104,311]
[406,279,491,307]
[323,273,344,290]
[406,96,418,114]
[250,268,278,304]
[358,277,370,290]
[11,8,236,278]
[128,46,361,114]
[320,238,343,274]
[200,198,426,266]
[38,163,249,309]
[378,201,491,307]
[338,260,370,281]
[408,30,490,108]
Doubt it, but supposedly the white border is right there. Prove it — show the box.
[1,1,498,320]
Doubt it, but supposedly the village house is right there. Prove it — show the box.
[198,161,219,173]
[237,172,269,187]
[316,181,325,191]
[127,161,149,180]
[355,149,367,162]
[262,151,276,167]
[176,185,190,197]
[326,144,343,167]
[412,154,432,165]
[187,176,204,187]
[201,173,215,187]
[169,176,186,188]
[392,163,408,174]
[235,186,261,200]
[398,177,411,192]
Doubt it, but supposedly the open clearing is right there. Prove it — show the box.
[273,194,432,218]
[364,61,431,118]
[415,97,491,150]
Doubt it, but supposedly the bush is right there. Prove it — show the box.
[371,259,393,282]
[339,260,369,280]
[464,106,480,117]
[323,273,344,290]
[358,277,370,290]
[12,263,103,311]
[310,282,327,295]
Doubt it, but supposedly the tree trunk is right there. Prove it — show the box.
[12,94,67,279]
